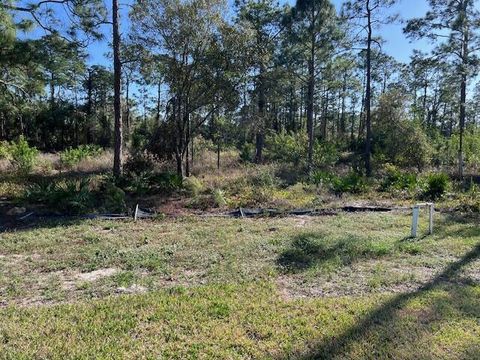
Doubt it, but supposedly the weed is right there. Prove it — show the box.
[421,172,450,200]
[8,136,39,174]
[59,145,101,168]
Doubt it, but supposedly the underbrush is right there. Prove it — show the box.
[1,136,39,174]
[23,176,126,214]
[59,145,102,169]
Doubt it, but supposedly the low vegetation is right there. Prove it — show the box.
[0,212,479,358]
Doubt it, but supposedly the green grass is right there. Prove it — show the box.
[0,282,478,359]
[0,212,479,358]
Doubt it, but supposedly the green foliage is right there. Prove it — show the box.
[249,167,280,188]
[265,131,306,166]
[332,172,368,194]
[212,188,227,207]
[421,172,450,200]
[312,141,339,169]
[183,176,204,197]
[102,182,127,213]
[24,177,127,214]
[0,141,9,159]
[123,170,183,196]
[131,123,153,153]
[25,178,94,214]
[124,171,153,195]
[311,170,336,187]
[264,132,338,170]
[8,136,39,174]
[153,172,183,193]
[187,194,215,210]
[59,145,102,168]
[433,130,480,169]
[125,152,155,174]
[374,90,432,170]
[381,164,417,192]
[122,153,182,196]
[239,143,255,163]
[311,170,368,194]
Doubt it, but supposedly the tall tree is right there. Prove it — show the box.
[112,0,123,177]
[342,0,397,177]
[131,0,248,176]
[290,0,337,174]
[405,0,480,178]
[235,0,284,163]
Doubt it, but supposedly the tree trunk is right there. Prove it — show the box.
[112,0,123,178]
[340,75,347,138]
[459,73,467,179]
[125,77,130,135]
[86,70,93,143]
[217,141,221,170]
[458,5,469,179]
[365,0,373,177]
[50,73,55,111]
[184,111,190,177]
[306,58,315,174]
[156,80,161,126]
[255,66,266,164]
[321,89,329,139]
[176,152,184,178]
[422,82,428,125]
[306,8,315,175]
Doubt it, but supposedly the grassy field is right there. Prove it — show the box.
[0,211,479,358]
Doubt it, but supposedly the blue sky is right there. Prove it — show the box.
[86,0,431,66]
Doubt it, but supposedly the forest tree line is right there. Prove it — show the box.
[2,0,480,179]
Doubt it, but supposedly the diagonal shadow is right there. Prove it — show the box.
[290,243,480,359]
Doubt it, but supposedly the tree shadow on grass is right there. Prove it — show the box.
[0,215,121,234]
[277,233,346,273]
[285,242,480,359]
[277,232,395,273]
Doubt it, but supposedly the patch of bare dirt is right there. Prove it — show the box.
[76,268,118,281]
[116,284,147,294]
[61,268,119,290]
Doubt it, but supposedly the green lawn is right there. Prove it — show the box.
[0,212,479,358]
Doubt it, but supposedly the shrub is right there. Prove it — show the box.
[264,132,338,170]
[187,194,215,210]
[102,182,127,213]
[0,141,9,159]
[24,177,127,215]
[312,141,339,169]
[183,176,204,197]
[380,164,417,192]
[121,170,183,196]
[212,188,227,207]
[124,152,156,175]
[332,172,368,194]
[421,172,450,200]
[152,172,183,193]
[265,131,307,166]
[249,167,280,188]
[373,90,432,170]
[239,143,255,163]
[60,145,101,168]
[433,130,480,169]
[25,178,95,214]
[131,122,153,153]
[124,171,153,195]
[311,170,336,187]
[9,136,39,174]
